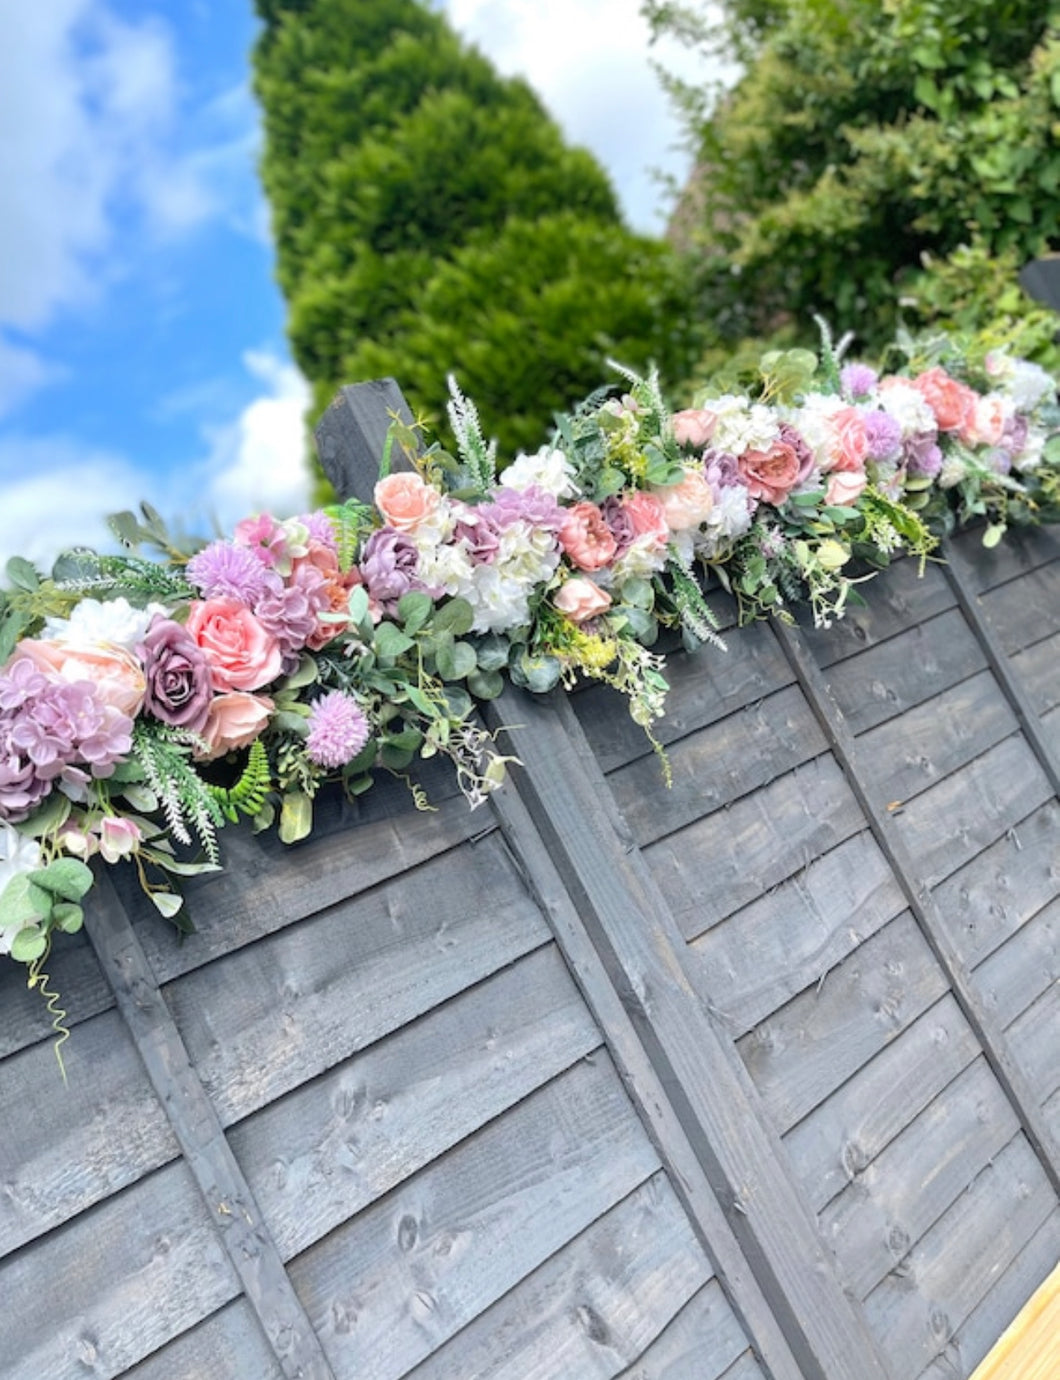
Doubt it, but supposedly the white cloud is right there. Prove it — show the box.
[444,0,731,232]
[0,339,63,421]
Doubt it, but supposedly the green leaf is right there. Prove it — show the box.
[280,655,319,692]
[433,597,475,637]
[436,639,477,681]
[119,783,158,813]
[5,556,40,592]
[373,622,415,660]
[51,548,101,583]
[347,585,370,628]
[379,742,415,770]
[17,792,71,838]
[981,522,1006,548]
[108,510,144,548]
[619,577,654,610]
[10,926,48,962]
[511,650,561,693]
[53,902,84,934]
[279,791,313,844]
[467,668,504,700]
[442,686,473,720]
[384,726,424,752]
[398,590,433,634]
[0,874,52,927]
[34,858,94,902]
[473,633,510,671]
[149,890,185,920]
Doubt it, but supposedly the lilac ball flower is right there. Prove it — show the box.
[863,411,903,463]
[305,692,370,769]
[138,617,213,733]
[186,541,280,607]
[840,363,879,399]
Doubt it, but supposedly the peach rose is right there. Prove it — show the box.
[195,692,273,761]
[559,502,618,571]
[960,394,1007,448]
[737,440,801,505]
[911,367,978,434]
[825,470,867,506]
[374,473,440,533]
[292,544,364,650]
[672,408,717,450]
[14,638,146,716]
[554,577,612,623]
[621,491,670,545]
[185,598,283,692]
[654,469,715,531]
[826,407,869,473]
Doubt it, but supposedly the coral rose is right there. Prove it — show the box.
[672,408,717,450]
[374,473,440,533]
[621,491,670,545]
[185,598,283,692]
[825,470,867,507]
[559,502,618,571]
[14,638,146,717]
[654,469,715,531]
[911,367,978,434]
[554,577,612,623]
[195,692,273,761]
[737,440,801,506]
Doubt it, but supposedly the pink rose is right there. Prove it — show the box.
[14,638,146,717]
[185,598,283,692]
[621,491,670,545]
[825,470,867,506]
[559,502,618,571]
[826,407,869,473]
[737,440,801,506]
[554,577,612,623]
[195,692,273,761]
[672,408,717,450]
[374,473,440,533]
[654,469,715,531]
[961,394,1007,448]
[912,367,978,434]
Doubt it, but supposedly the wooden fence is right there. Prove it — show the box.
[0,380,1057,1380]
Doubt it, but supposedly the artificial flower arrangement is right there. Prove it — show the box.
[1,325,1057,1064]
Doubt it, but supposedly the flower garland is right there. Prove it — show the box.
[1,326,1057,1062]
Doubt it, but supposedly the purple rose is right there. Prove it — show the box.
[360,528,423,614]
[600,495,636,558]
[776,423,816,484]
[138,617,213,732]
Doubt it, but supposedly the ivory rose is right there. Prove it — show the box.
[671,408,717,450]
[14,638,146,717]
[912,367,978,434]
[654,469,715,531]
[825,407,869,473]
[554,577,612,623]
[559,502,618,571]
[195,692,273,761]
[825,470,867,507]
[737,439,801,506]
[185,598,283,692]
[374,473,440,533]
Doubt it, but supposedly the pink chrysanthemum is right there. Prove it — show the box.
[305,692,370,769]
[186,541,279,607]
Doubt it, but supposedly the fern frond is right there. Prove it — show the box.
[207,739,272,823]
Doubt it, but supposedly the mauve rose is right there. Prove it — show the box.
[185,598,283,692]
[776,423,816,484]
[195,692,273,761]
[360,528,423,612]
[559,502,618,571]
[139,618,212,732]
[601,496,636,557]
[737,440,801,505]
[672,408,717,450]
[554,577,612,623]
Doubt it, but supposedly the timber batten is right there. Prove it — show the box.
[0,381,1056,1379]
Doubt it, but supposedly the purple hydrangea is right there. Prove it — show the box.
[186,541,280,607]
[305,692,370,769]
[840,363,879,399]
[863,411,903,463]
[255,563,330,662]
[299,512,340,550]
[481,484,563,533]
[138,617,213,733]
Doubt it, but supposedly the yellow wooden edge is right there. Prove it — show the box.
[970,1262,1060,1380]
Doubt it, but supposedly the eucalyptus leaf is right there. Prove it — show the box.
[52,902,84,934]
[619,578,654,610]
[280,655,319,692]
[433,597,474,637]
[9,926,48,963]
[108,510,144,548]
[380,742,415,770]
[150,890,185,920]
[436,640,477,681]
[120,784,158,813]
[467,669,504,700]
[34,859,94,902]
[51,548,102,583]
[398,591,433,634]
[373,622,415,660]
[442,686,473,720]
[5,556,40,592]
[279,791,313,844]
[0,874,52,926]
[17,792,71,837]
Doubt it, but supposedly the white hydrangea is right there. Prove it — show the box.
[42,596,168,650]
[499,446,577,499]
[457,566,534,634]
[609,534,671,583]
[938,455,969,489]
[0,823,43,957]
[878,382,937,438]
[494,522,561,587]
[1013,428,1046,474]
[415,540,475,596]
[1007,360,1055,414]
[789,393,845,465]
[710,397,779,456]
[693,485,754,559]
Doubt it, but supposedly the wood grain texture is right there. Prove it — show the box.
[290,1055,661,1380]
[403,1174,717,1380]
[820,1057,1020,1299]
[1010,632,1060,717]
[229,944,601,1260]
[931,799,1060,971]
[947,524,1060,594]
[0,928,112,1058]
[613,1279,760,1380]
[855,671,1017,810]
[647,755,862,939]
[973,897,1060,1030]
[784,995,980,1214]
[975,562,1060,656]
[314,378,416,500]
[0,1161,240,1380]
[1004,981,1060,1108]
[890,734,1053,888]
[165,832,550,1125]
[687,833,907,1036]
[606,684,828,847]
[737,912,950,1134]
[823,608,987,735]
[122,1301,284,1380]
[798,559,956,668]
[0,1007,177,1257]
[862,1133,1057,1380]
[968,1261,1060,1380]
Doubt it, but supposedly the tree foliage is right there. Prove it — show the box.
[254,0,697,490]
[646,0,1060,357]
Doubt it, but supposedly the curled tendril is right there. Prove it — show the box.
[28,939,70,1084]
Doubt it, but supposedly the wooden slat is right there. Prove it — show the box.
[947,523,1060,594]
[404,1174,716,1380]
[0,1008,177,1256]
[290,1055,661,1380]
[1010,631,1060,717]
[798,558,956,668]
[648,755,862,938]
[820,1057,1020,1299]
[784,994,980,1213]
[973,897,1060,1029]
[614,1278,761,1380]
[165,831,550,1125]
[862,1133,1057,1379]
[738,912,950,1134]
[969,1261,1060,1380]
[0,1162,240,1380]
[1004,982,1060,1108]
[229,944,601,1260]
[687,834,907,1035]
[824,607,987,734]
[123,1301,284,1380]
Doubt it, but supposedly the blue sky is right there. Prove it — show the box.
[0,0,727,568]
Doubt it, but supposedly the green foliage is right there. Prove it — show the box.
[652,0,1060,358]
[254,0,699,493]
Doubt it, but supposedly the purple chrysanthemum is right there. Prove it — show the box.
[863,411,903,463]
[840,363,879,399]
[186,541,280,607]
[305,692,370,769]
